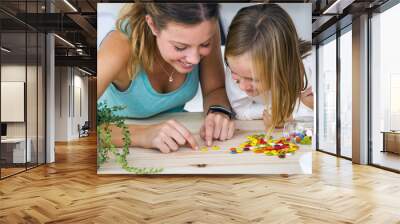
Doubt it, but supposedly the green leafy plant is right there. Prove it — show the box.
[97,102,163,174]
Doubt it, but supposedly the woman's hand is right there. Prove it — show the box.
[200,112,235,146]
[198,24,235,146]
[137,119,199,153]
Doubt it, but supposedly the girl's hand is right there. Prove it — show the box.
[139,119,199,153]
[200,112,235,146]
[263,109,293,129]
[262,109,273,129]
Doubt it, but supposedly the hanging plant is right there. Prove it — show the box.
[97,102,163,174]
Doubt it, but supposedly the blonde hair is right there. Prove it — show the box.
[225,4,310,129]
[116,2,220,80]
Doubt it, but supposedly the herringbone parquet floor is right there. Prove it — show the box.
[0,135,399,224]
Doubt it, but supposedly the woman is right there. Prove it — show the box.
[98,3,235,153]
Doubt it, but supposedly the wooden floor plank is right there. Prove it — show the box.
[0,135,399,223]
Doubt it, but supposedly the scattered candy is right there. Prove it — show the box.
[300,136,312,145]
[197,131,310,158]
[278,153,286,158]
[200,147,208,152]
[240,134,299,157]
[211,146,220,150]
[285,129,312,145]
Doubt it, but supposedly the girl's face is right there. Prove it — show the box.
[226,53,260,97]
[147,16,216,74]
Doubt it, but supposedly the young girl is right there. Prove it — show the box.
[224,3,313,130]
[98,3,236,153]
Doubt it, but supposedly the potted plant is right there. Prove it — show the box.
[97,102,162,174]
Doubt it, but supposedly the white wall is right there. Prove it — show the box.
[54,67,89,141]
[97,3,125,49]
[219,3,312,41]
[54,66,68,141]
[1,65,26,81]
[1,64,46,163]
[72,73,89,138]
[1,65,36,138]
[97,3,312,44]
[1,65,26,139]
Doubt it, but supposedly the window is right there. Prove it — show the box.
[370,2,400,171]
[317,35,337,155]
[0,0,47,179]
[339,27,352,158]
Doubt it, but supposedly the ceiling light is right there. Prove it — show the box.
[1,47,11,53]
[63,0,78,12]
[54,34,75,48]
[78,67,93,76]
[323,0,355,15]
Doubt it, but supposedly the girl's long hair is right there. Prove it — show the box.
[225,3,311,129]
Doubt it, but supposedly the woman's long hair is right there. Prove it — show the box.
[116,2,220,80]
[225,3,310,129]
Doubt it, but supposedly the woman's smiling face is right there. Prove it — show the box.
[147,16,217,74]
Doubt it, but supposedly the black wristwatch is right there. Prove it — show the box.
[207,105,236,120]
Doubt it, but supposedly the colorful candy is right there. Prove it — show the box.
[232,134,300,157]
[200,147,208,152]
[286,129,312,145]
[300,136,312,145]
[198,131,309,158]
[211,146,220,150]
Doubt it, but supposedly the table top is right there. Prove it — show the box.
[98,112,313,175]
[1,137,28,143]
[381,131,400,134]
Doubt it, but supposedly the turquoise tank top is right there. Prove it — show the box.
[98,66,199,119]
[98,18,200,119]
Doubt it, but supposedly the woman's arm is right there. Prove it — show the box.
[199,25,235,146]
[199,25,231,111]
[97,31,132,99]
